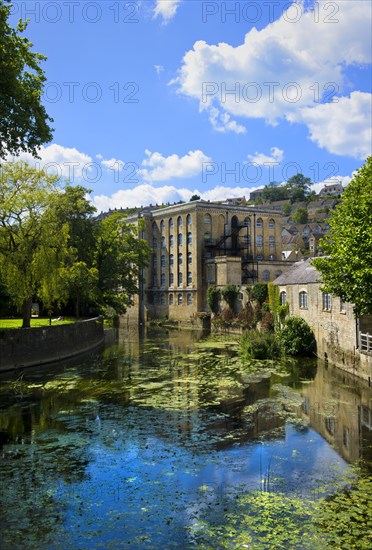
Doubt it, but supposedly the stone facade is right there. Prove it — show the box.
[275,260,372,382]
[125,201,293,323]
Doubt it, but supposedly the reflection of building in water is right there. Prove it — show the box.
[298,360,372,465]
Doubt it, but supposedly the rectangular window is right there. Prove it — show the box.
[322,292,332,311]
[299,291,308,309]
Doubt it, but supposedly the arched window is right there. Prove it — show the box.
[178,253,183,265]
[169,293,174,305]
[187,252,192,264]
[178,272,183,285]
[256,217,263,228]
[187,293,192,306]
[178,233,183,246]
[187,272,192,285]
[177,216,183,227]
[263,270,270,282]
[160,293,166,305]
[186,214,192,226]
[169,218,174,229]
[161,236,166,248]
[204,213,212,225]
[161,255,166,268]
[152,221,158,232]
[187,232,192,245]
[257,235,263,247]
[269,219,275,229]
[161,273,165,287]
[169,235,174,247]
[280,291,287,305]
[269,236,275,248]
[169,272,174,285]
[256,254,263,261]
[169,254,174,266]
[160,220,165,232]
[244,216,250,227]
[244,235,250,245]
[153,238,157,249]
[204,231,211,243]
[178,293,183,305]
[299,291,308,309]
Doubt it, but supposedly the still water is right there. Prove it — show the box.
[0,327,371,549]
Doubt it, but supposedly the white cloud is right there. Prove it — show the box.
[153,0,181,24]
[209,107,246,134]
[247,147,284,165]
[92,184,264,212]
[93,183,194,211]
[100,157,125,171]
[139,149,211,182]
[6,143,93,181]
[299,92,372,160]
[154,64,164,76]
[173,0,371,156]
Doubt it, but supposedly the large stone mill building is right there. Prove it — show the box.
[125,200,292,323]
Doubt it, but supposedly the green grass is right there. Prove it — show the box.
[0,317,77,329]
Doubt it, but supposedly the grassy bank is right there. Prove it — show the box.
[0,317,76,329]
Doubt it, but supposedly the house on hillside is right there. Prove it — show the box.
[274,260,372,382]
[319,183,344,197]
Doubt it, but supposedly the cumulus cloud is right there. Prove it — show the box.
[6,143,93,181]
[173,0,371,157]
[92,184,265,212]
[100,157,125,171]
[153,0,181,24]
[247,147,284,166]
[139,149,211,182]
[299,92,372,160]
[209,107,246,134]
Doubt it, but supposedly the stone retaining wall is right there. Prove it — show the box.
[0,317,104,371]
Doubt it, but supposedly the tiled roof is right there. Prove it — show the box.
[274,259,320,285]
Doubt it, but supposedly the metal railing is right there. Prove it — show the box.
[359,332,372,353]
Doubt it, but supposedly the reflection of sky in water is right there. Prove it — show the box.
[56,408,347,549]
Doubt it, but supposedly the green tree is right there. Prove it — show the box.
[292,206,309,224]
[0,0,53,158]
[251,282,268,304]
[313,157,372,316]
[285,174,312,203]
[190,194,200,201]
[207,285,220,314]
[59,261,99,318]
[0,162,69,327]
[261,182,289,202]
[94,213,149,315]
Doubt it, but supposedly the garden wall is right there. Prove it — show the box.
[0,317,104,372]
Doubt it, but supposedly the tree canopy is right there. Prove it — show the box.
[0,0,53,158]
[0,162,149,325]
[312,156,372,316]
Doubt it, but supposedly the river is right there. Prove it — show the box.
[0,327,371,549]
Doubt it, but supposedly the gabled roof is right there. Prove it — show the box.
[274,259,320,285]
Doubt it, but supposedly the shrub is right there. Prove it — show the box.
[252,283,268,304]
[207,285,220,314]
[240,329,282,360]
[221,284,239,310]
[279,317,316,356]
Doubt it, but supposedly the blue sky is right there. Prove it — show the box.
[8,0,372,211]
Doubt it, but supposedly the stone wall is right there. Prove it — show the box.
[278,281,372,382]
[0,317,104,372]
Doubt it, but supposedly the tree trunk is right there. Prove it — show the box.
[22,298,33,328]
[75,295,80,319]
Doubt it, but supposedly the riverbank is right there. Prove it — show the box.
[0,317,104,371]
